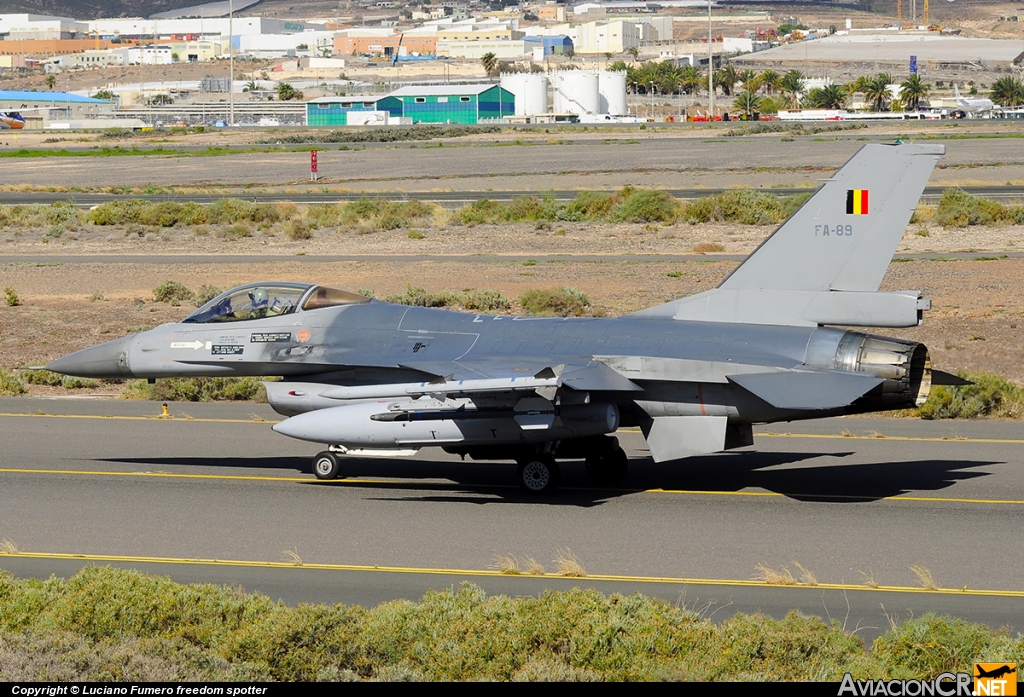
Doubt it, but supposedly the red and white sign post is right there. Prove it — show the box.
[310,149,318,182]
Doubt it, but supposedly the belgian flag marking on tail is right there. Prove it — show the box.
[846,189,869,215]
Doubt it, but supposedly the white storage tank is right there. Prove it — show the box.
[550,70,600,115]
[598,70,628,116]
[500,72,548,116]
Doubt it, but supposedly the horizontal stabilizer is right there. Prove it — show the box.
[728,370,884,410]
[631,289,929,327]
[931,370,973,387]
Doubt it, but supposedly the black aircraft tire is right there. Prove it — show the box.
[585,445,628,485]
[312,451,342,480]
[517,455,560,494]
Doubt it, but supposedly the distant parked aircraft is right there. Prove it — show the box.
[0,112,24,129]
[954,84,994,113]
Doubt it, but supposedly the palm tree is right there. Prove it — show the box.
[779,69,804,109]
[738,69,759,94]
[715,64,739,96]
[679,64,703,95]
[758,69,781,95]
[863,73,893,112]
[805,84,846,109]
[990,76,1024,107]
[480,52,498,78]
[44,74,56,90]
[626,46,640,64]
[899,74,930,111]
[735,90,761,119]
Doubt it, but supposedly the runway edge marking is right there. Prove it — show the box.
[2,551,1023,598]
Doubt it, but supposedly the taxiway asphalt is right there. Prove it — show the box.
[1,397,1021,644]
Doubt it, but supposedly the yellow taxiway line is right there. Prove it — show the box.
[2,467,1023,506]
[1,550,1022,598]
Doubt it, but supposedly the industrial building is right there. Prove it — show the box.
[376,85,515,124]
[306,96,389,126]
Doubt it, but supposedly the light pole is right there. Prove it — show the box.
[649,81,655,120]
[228,0,234,127]
[708,0,714,120]
[632,82,638,117]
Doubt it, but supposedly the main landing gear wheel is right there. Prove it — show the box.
[312,451,343,480]
[585,443,628,485]
[517,455,560,495]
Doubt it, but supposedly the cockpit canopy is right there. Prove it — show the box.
[182,282,370,324]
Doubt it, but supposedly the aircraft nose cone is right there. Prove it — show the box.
[46,335,134,379]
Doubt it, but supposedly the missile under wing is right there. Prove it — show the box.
[48,142,953,493]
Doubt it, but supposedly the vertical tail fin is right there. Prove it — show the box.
[631,142,944,327]
[717,142,943,293]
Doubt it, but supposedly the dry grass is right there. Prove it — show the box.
[491,553,523,576]
[754,563,797,585]
[909,565,938,590]
[0,538,19,554]
[491,553,546,575]
[858,570,880,589]
[553,549,586,578]
[692,242,726,254]
[523,558,546,575]
[792,561,818,586]
[282,548,303,567]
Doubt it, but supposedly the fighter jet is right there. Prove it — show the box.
[48,142,962,493]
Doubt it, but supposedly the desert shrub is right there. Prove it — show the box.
[194,285,222,306]
[206,199,279,225]
[152,280,195,305]
[87,200,151,226]
[4,286,18,307]
[459,289,511,312]
[384,285,459,308]
[343,197,382,222]
[780,192,812,219]
[3,568,1024,681]
[122,377,268,402]
[871,614,1022,678]
[458,199,505,225]
[934,188,1012,228]
[613,189,679,224]
[0,368,26,395]
[305,203,345,229]
[45,202,79,227]
[284,219,312,240]
[137,202,207,227]
[504,195,559,222]
[693,242,725,253]
[218,223,253,240]
[376,214,405,231]
[559,191,620,221]
[918,371,1024,419]
[519,286,591,317]
[393,200,433,221]
[682,189,786,225]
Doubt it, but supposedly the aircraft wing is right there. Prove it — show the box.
[398,358,643,393]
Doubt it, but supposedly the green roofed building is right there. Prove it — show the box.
[377,85,514,124]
